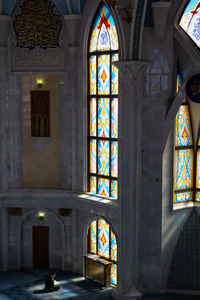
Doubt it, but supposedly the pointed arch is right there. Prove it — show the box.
[88,2,119,199]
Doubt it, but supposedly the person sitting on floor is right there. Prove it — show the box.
[45,272,60,292]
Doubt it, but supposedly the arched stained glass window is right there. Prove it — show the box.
[87,218,117,286]
[174,89,194,204]
[179,0,200,48]
[88,3,119,199]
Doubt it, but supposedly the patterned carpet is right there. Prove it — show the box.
[0,270,112,300]
[0,270,200,300]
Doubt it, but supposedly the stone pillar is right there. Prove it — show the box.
[1,208,8,271]
[0,47,9,190]
[7,74,23,189]
[112,61,148,300]
[60,46,84,191]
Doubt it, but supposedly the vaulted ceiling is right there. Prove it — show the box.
[1,0,86,15]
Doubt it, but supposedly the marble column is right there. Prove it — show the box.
[1,208,8,271]
[112,61,148,300]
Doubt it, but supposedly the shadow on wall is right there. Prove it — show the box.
[168,210,200,291]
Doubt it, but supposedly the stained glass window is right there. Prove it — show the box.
[196,136,200,201]
[88,3,119,199]
[88,218,117,286]
[179,0,200,48]
[176,73,182,94]
[174,93,194,205]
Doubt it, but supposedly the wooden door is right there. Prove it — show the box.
[31,91,50,137]
[32,226,49,268]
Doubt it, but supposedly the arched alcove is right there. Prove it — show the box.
[17,208,66,270]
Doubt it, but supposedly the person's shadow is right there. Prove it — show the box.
[33,288,63,294]
[33,289,47,294]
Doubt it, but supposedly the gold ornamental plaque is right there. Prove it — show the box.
[13,0,62,49]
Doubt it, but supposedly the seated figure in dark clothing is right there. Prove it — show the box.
[45,272,60,292]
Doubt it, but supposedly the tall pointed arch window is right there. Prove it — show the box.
[174,73,194,205]
[88,3,119,199]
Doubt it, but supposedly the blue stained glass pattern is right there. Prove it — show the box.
[111,263,117,286]
[177,74,183,93]
[98,141,110,175]
[196,191,200,201]
[111,142,118,177]
[90,140,97,173]
[98,218,109,258]
[90,176,96,194]
[112,54,119,94]
[90,98,96,136]
[98,55,110,95]
[174,149,193,190]
[111,180,118,199]
[196,149,200,188]
[179,0,200,48]
[111,98,118,138]
[90,56,96,95]
[98,178,109,197]
[97,23,110,51]
[98,98,110,137]
[175,105,193,147]
[111,231,117,261]
[90,221,97,253]
[89,4,119,52]
[174,191,193,203]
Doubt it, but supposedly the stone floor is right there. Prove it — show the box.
[0,270,200,299]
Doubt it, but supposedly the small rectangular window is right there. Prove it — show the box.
[8,208,22,216]
[31,91,50,137]
[59,208,72,217]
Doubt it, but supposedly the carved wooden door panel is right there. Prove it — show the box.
[32,226,49,268]
[31,91,50,137]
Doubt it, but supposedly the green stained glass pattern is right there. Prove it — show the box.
[98,98,110,137]
[90,56,96,95]
[90,98,96,136]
